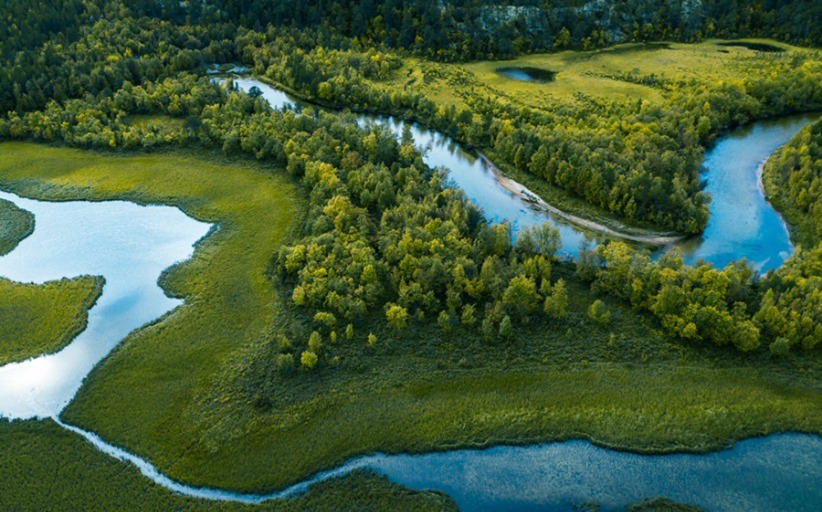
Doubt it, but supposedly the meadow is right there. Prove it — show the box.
[0,419,456,511]
[0,276,103,365]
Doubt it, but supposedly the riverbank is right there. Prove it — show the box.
[480,153,686,245]
[760,119,822,248]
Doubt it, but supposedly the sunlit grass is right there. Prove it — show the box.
[0,276,103,365]
[0,197,34,256]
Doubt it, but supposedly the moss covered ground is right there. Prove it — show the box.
[0,196,34,255]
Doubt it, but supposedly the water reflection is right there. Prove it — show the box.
[0,191,211,419]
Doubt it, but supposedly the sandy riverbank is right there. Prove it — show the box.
[479,154,686,245]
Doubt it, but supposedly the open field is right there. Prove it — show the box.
[0,142,817,495]
[0,276,103,365]
[425,39,806,110]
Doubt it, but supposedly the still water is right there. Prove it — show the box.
[0,191,211,418]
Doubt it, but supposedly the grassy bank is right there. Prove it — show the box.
[0,419,456,512]
[1,141,817,496]
[0,276,104,365]
[0,197,34,255]
[761,119,822,248]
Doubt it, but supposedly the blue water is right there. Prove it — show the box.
[233,78,817,268]
[677,114,819,272]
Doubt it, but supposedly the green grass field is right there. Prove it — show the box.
[0,141,817,496]
[0,197,34,255]
[0,276,103,365]
[423,39,805,110]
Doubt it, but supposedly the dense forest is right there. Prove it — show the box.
[0,1,819,360]
[763,120,822,248]
[122,0,822,59]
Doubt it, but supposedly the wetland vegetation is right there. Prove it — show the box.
[0,276,103,366]
[0,0,820,509]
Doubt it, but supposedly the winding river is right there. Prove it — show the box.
[234,78,819,270]
[0,79,819,510]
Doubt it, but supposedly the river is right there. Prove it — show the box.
[233,78,818,271]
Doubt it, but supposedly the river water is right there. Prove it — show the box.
[0,80,819,510]
[233,78,818,270]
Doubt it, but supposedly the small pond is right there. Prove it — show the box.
[497,66,557,82]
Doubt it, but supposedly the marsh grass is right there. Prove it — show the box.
[0,197,34,256]
[0,276,103,365]
[0,419,456,512]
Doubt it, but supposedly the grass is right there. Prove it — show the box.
[0,276,104,365]
[457,39,807,108]
[0,197,34,255]
[0,419,456,512]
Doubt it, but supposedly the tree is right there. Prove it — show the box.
[588,299,611,325]
[308,331,322,353]
[300,350,318,370]
[498,315,513,340]
[385,303,409,330]
[544,279,568,318]
[502,274,539,319]
[276,353,295,374]
[554,27,571,49]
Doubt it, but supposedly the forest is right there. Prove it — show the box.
[0,2,819,363]
[0,0,820,509]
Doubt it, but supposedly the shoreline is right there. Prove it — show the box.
[479,153,687,245]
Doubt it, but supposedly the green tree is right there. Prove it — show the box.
[300,350,318,370]
[502,274,539,318]
[385,303,409,330]
[588,299,611,325]
[543,279,568,318]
